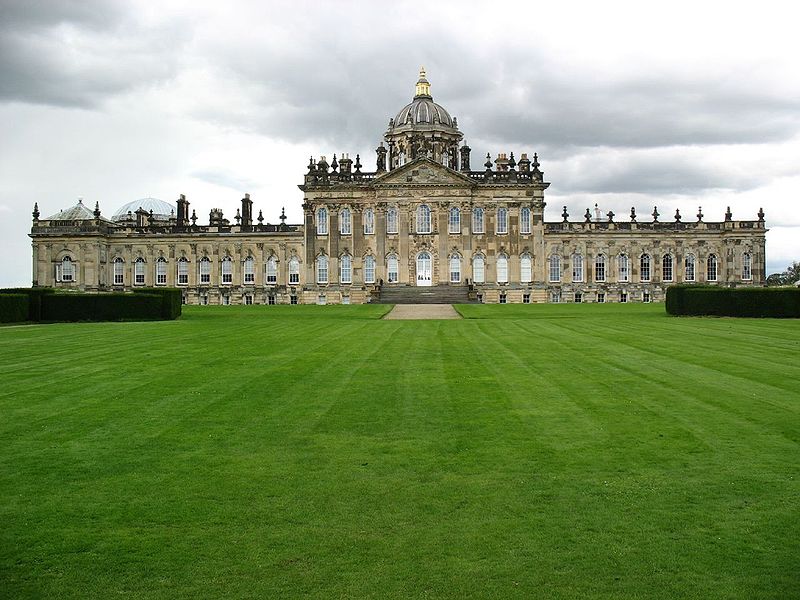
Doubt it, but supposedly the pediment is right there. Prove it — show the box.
[373,157,475,188]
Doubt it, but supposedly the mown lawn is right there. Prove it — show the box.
[1,304,798,599]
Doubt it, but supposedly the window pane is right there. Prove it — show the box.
[685,254,695,281]
[316,208,328,235]
[662,254,673,282]
[267,257,278,283]
[572,254,583,282]
[496,207,508,234]
[521,255,532,283]
[363,209,374,235]
[497,256,508,283]
[387,208,399,234]
[221,257,232,284]
[640,254,651,282]
[449,255,460,282]
[364,256,375,283]
[340,255,351,283]
[473,256,485,283]
[387,255,399,283]
[618,254,629,282]
[549,255,561,282]
[595,254,605,282]
[449,207,460,234]
[521,207,531,234]
[317,256,328,283]
[417,204,431,234]
[472,208,484,233]
[289,257,300,284]
[742,252,752,280]
[340,208,351,235]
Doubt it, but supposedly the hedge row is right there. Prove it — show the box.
[666,284,800,318]
[0,294,28,323]
[0,287,182,323]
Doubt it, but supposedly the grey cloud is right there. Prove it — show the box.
[191,169,259,193]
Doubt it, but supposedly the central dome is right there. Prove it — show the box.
[112,197,176,221]
[391,68,457,129]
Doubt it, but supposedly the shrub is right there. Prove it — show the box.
[132,288,182,320]
[666,285,800,318]
[41,293,165,322]
[0,294,29,323]
[0,287,55,321]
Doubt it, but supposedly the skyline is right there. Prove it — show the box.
[1,0,798,285]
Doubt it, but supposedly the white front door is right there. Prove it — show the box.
[416,252,432,286]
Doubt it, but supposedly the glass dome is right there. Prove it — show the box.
[112,197,176,221]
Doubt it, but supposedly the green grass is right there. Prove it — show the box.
[1,304,798,599]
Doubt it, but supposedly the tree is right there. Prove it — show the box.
[766,261,800,286]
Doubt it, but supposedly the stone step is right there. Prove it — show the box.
[375,285,479,304]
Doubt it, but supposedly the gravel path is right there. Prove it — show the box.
[382,304,462,320]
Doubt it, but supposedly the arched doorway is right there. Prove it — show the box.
[416,252,432,287]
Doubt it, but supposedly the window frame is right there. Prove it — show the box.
[496,254,509,284]
[288,257,300,284]
[339,254,352,284]
[520,253,532,283]
[496,207,508,234]
[266,256,278,284]
[113,257,124,286]
[549,254,561,283]
[363,208,375,235]
[364,255,376,284]
[243,256,255,284]
[472,207,484,234]
[572,253,584,283]
[520,207,531,234]
[473,254,485,284]
[416,204,432,234]
[662,253,673,282]
[199,257,211,284]
[316,207,328,235]
[155,257,167,286]
[339,208,352,235]
[177,257,188,286]
[742,252,752,281]
[707,253,718,282]
[61,256,75,282]
[640,254,651,283]
[221,256,233,285]
[386,207,399,234]
[134,257,146,286]
[387,254,399,283]
[449,254,461,283]
[685,253,696,282]
[448,207,460,234]
[618,254,630,282]
[316,255,329,284]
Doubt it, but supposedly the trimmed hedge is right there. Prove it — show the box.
[0,287,55,321]
[0,294,29,323]
[41,293,164,322]
[132,287,182,320]
[666,284,800,318]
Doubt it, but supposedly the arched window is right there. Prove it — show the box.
[417,204,431,234]
[572,253,584,282]
[707,253,718,281]
[742,252,752,280]
[496,207,508,234]
[449,207,460,234]
[134,257,146,285]
[685,253,696,281]
[156,257,167,285]
[497,254,509,283]
[61,256,75,282]
[340,208,351,235]
[113,257,124,286]
[472,207,484,233]
[363,208,375,235]
[243,256,255,284]
[288,256,300,284]
[662,254,673,282]
[549,254,561,282]
[316,207,328,235]
[618,254,629,282]
[266,256,278,284]
[177,257,188,285]
[640,254,651,282]
[387,254,399,283]
[339,254,352,284]
[520,253,532,283]
[386,207,399,234]
[221,256,232,284]
[473,254,485,283]
[520,207,531,234]
[364,255,376,284]
[595,254,606,282]
[449,255,461,283]
[316,255,328,284]
[199,257,211,284]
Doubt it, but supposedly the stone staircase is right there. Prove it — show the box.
[375,285,478,304]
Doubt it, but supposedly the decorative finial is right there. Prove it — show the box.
[484,152,493,170]
[32,202,40,220]
[93,201,101,218]
[674,209,681,222]
[235,208,241,224]
[308,156,315,172]
[190,209,197,225]
[508,152,516,170]
[630,206,636,222]
[584,208,592,223]
[331,154,338,173]
[696,206,703,222]
[415,67,430,97]
[758,207,765,221]
[532,153,540,169]
[725,206,732,221]
[652,206,659,222]
[280,207,287,223]
[607,210,615,223]
[354,154,362,173]
[257,209,264,224]
[562,206,569,222]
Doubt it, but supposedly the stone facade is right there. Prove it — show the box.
[29,70,767,304]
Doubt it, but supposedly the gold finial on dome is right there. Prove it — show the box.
[415,66,430,97]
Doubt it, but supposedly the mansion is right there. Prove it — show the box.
[30,69,767,304]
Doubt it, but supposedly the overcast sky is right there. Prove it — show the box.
[1,0,798,285]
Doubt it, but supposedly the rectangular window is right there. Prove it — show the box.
[387,256,399,283]
[473,257,485,284]
[221,260,232,284]
[742,253,752,280]
[496,257,508,284]
[342,296,350,305]
[520,256,532,283]
[574,292,582,303]
[550,290,560,303]
[386,208,399,234]
[572,255,583,283]
[244,295,253,305]
[244,259,255,284]
[114,261,124,285]
[200,294,209,305]
[496,207,508,234]
[597,292,605,303]
[290,295,298,305]
[200,260,211,284]
[595,256,605,282]
[268,295,276,305]
[340,256,352,284]
[363,209,375,235]
[449,208,460,234]
[289,259,299,284]
[449,257,460,283]
[520,207,531,234]
[222,294,230,305]
[472,208,484,233]
[266,259,277,284]
[134,260,145,285]
[156,260,167,285]
[549,256,561,283]
[499,293,507,304]
[643,291,651,303]
[620,291,628,303]
[364,256,375,284]
[618,256,629,282]
[317,294,327,305]
[523,293,531,304]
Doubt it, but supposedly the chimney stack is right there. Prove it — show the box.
[241,193,253,227]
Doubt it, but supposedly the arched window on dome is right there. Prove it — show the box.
[113,257,124,286]
[221,256,232,285]
[134,257,146,286]
[417,204,431,234]
[243,256,255,284]
[266,256,278,284]
[156,257,167,286]
[199,257,211,284]
[386,207,399,234]
[177,257,188,286]
[520,253,532,283]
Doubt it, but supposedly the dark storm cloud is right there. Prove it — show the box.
[0,0,184,108]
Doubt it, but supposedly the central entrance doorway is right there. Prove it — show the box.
[416,252,432,286]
